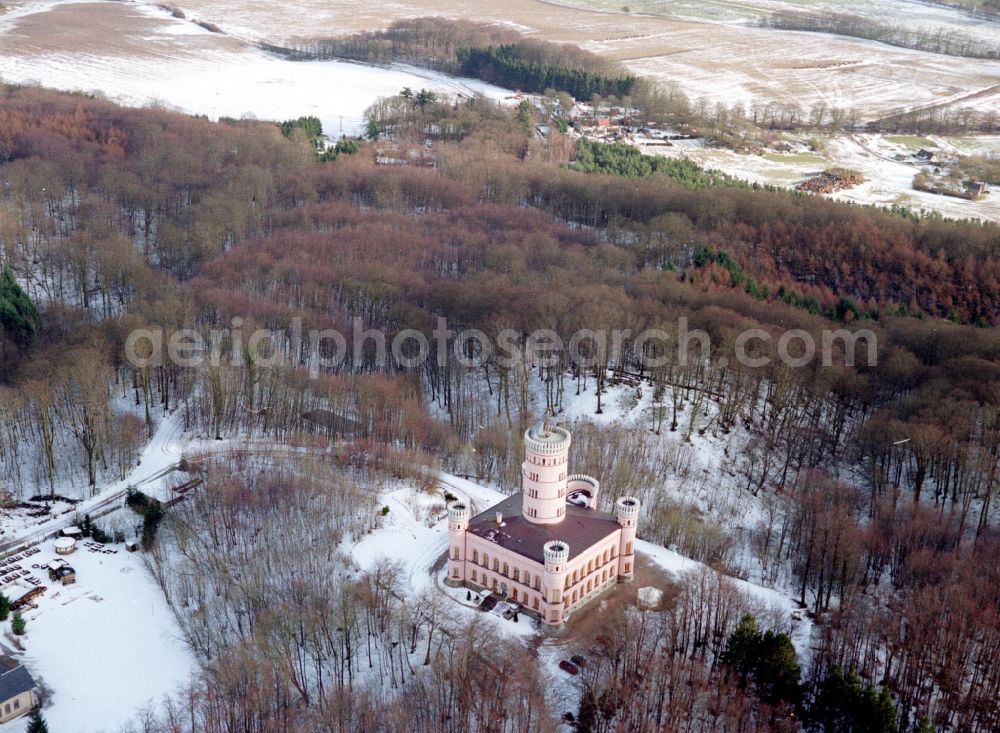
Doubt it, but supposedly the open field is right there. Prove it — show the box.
[0,538,194,733]
[11,0,991,122]
[2,0,998,130]
[0,1,508,134]
[629,132,1000,221]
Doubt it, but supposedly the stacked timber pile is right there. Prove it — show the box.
[796,168,865,193]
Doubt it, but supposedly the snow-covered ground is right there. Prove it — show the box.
[628,132,1000,222]
[351,462,812,646]
[0,538,194,733]
[0,411,186,552]
[0,0,509,135]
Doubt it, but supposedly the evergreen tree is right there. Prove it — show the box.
[0,592,10,622]
[809,665,896,733]
[11,610,26,636]
[913,715,935,733]
[861,686,898,733]
[0,267,39,350]
[516,99,534,132]
[755,630,801,704]
[26,708,49,733]
[721,613,760,683]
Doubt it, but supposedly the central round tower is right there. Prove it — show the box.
[521,423,571,525]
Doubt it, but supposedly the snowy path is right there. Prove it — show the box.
[0,411,188,554]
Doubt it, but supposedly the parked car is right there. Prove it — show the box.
[559,660,579,675]
[570,654,587,668]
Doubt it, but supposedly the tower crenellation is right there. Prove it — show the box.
[521,423,571,525]
[543,540,570,567]
[615,496,640,522]
[448,501,472,527]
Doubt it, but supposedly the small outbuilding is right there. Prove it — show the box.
[46,559,76,585]
[0,657,38,723]
[54,536,76,555]
[61,526,83,540]
[125,539,140,553]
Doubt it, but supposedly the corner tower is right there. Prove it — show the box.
[542,540,570,626]
[522,423,571,525]
[445,500,471,587]
[615,496,640,582]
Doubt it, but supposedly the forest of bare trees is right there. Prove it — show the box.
[0,86,998,729]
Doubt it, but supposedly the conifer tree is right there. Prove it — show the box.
[721,613,760,683]
[26,708,49,733]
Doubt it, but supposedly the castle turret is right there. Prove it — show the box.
[522,423,571,525]
[615,496,640,582]
[542,540,570,626]
[445,501,471,587]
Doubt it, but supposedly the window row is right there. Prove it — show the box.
[562,545,618,589]
[469,569,542,611]
[527,454,566,467]
[564,567,617,608]
[470,550,542,590]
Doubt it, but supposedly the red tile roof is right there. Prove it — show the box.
[467,492,620,564]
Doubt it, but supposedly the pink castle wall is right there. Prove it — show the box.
[447,424,640,627]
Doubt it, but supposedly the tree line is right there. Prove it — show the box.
[763,10,1000,59]
[262,16,635,100]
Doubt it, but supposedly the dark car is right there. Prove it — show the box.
[570,654,587,668]
[558,660,579,675]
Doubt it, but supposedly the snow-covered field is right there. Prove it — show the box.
[35,0,996,123]
[3,0,997,127]
[629,132,1000,221]
[0,0,509,135]
[0,538,194,733]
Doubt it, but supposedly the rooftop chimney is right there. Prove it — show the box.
[495,511,503,525]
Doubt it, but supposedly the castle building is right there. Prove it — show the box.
[446,423,640,627]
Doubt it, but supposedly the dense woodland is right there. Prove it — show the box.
[264,17,636,101]
[0,86,999,730]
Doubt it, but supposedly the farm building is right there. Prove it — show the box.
[446,423,639,628]
[965,181,989,198]
[0,657,38,723]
